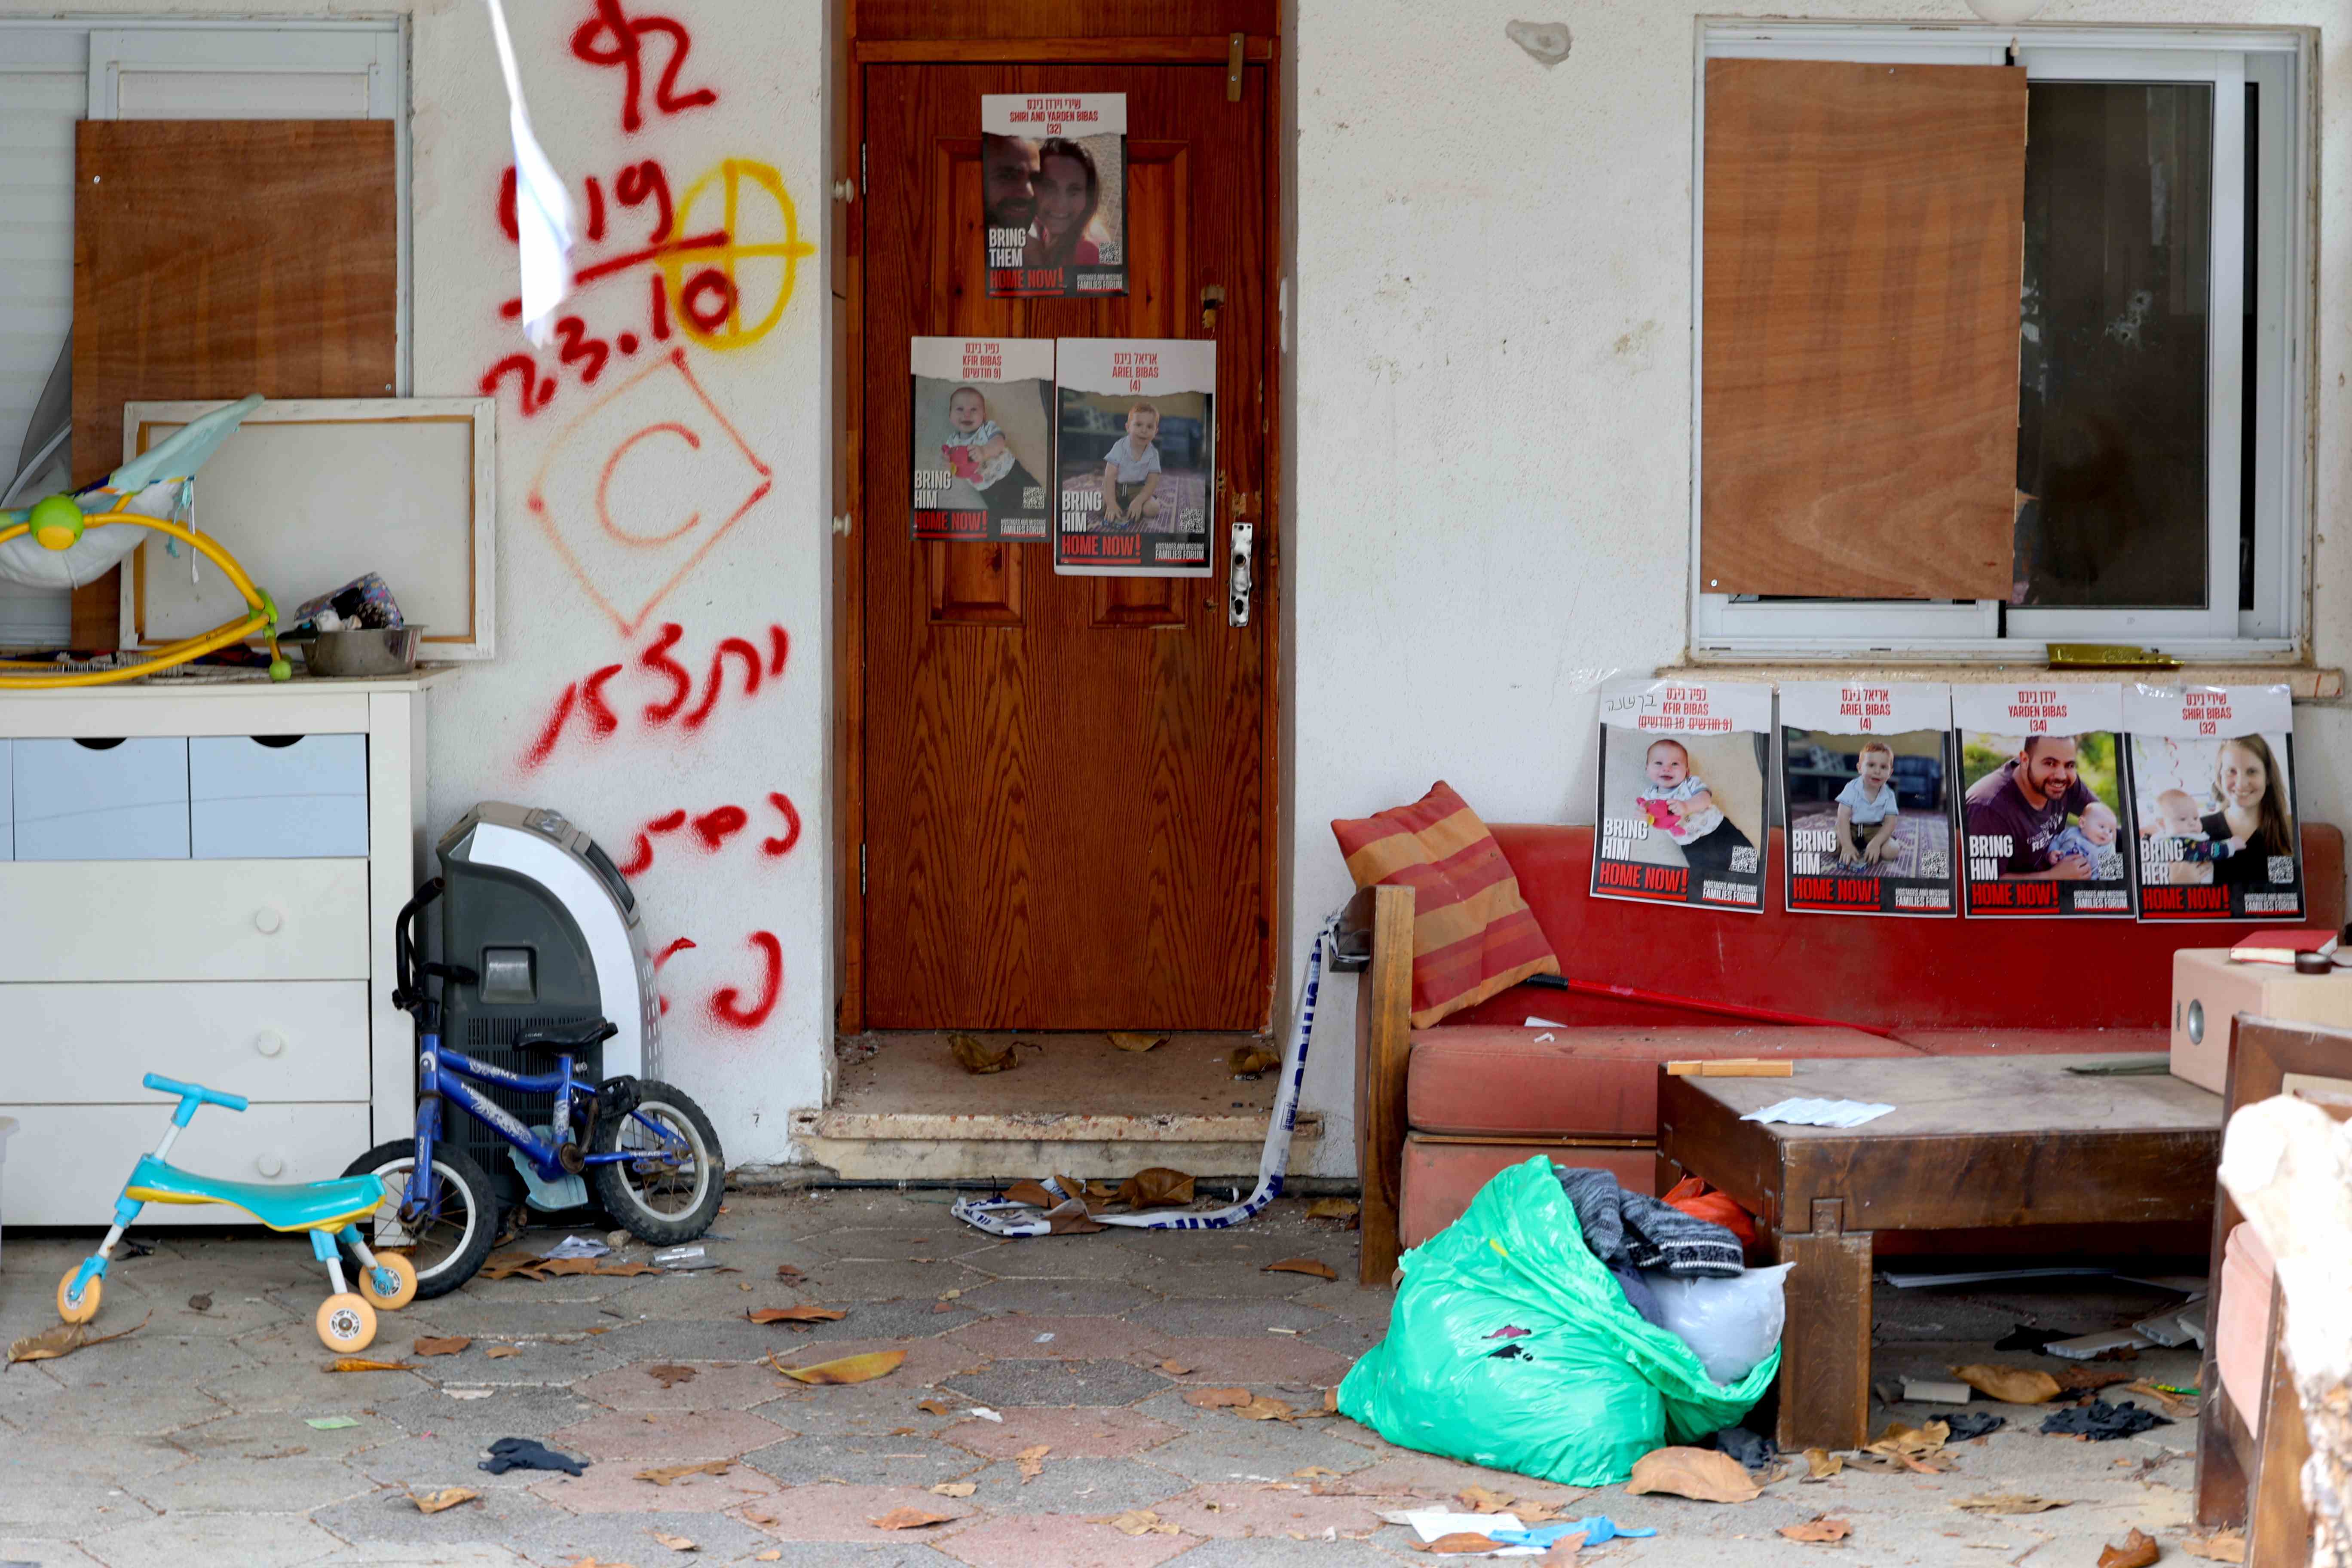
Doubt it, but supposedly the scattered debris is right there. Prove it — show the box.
[869,1506,954,1530]
[1956,1495,2072,1515]
[1016,1443,1050,1481]
[2121,1380,2198,1418]
[1265,1257,1338,1280]
[951,1034,1019,1075]
[414,1335,472,1357]
[1712,1426,1777,1474]
[1952,1363,2062,1404]
[304,1417,361,1431]
[2097,1528,2160,1568]
[1944,1412,2006,1440]
[1778,1516,1853,1544]
[1110,1032,1167,1053]
[7,1311,149,1365]
[637,1460,732,1486]
[1307,1197,1360,1225]
[1625,1446,1761,1503]
[541,1234,612,1260]
[2048,1330,2153,1361]
[480,1250,658,1282]
[931,1482,977,1498]
[1099,1509,1182,1536]
[2040,1402,2171,1441]
[2053,1366,2141,1394]
[188,1292,212,1313]
[328,1357,415,1372]
[646,1365,697,1389]
[771,1349,905,1385]
[479,1437,587,1476]
[1802,1449,1844,1481]
[966,1408,1004,1422]
[2181,1529,2246,1563]
[1230,1043,1280,1076]
[747,1305,846,1326]
[407,1487,479,1513]
[1903,1377,1973,1404]
[652,1245,715,1272]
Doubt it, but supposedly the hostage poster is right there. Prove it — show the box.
[1054,338,1214,577]
[1594,678,1770,913]
[982,94,1126,299]
[1953,684,2134,919]
[2123,684,2303,922]
[909,337,1055,543]
[1779,683,1957,917]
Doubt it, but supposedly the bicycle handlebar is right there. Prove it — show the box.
[142,1073,248,1114]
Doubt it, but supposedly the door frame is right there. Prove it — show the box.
[831,14,1287,1035]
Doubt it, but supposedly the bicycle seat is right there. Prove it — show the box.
[122,1157,386,1233]
[513,1018,620,1055]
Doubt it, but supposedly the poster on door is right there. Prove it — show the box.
[1054,338,1215,577]
[909,337,1055,543]
[1952,684,2135,918]
[1593,678,1770,913]
[1779,682,1957,917]
[2122,684,2304,922]
[983,94,1126,299]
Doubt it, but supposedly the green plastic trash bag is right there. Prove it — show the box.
[1336,1157,1779,1487]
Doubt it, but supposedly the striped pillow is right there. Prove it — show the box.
[1331,781,1561,1027]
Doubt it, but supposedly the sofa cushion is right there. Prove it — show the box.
[1401,1135,1656,1250]
[1332,781,1560,1026]
[1406,1025,1919,1140]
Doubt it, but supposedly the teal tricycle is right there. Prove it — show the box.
[58,1074,418,1351]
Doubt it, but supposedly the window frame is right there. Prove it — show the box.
[1687,21,2312,662]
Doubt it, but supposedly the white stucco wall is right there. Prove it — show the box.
[1287,0,2352,1175]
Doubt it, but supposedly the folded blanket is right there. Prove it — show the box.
[1556,1165,1744,1279]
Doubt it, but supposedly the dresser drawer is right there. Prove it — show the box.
[13,736,190,860]
[190,734,368,860]
[0,1101,371,1226]
[0,860,368,982]
[0,737,10,861]
[0,981,370,1102]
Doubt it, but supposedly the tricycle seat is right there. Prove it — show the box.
[122,1156,386,1232]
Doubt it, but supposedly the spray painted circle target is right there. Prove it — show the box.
[658,159,817,352]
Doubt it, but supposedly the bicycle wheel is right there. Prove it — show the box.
[588,1080,725,1245]
[341,1139,497,1299]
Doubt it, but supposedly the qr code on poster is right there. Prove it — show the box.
[2270,855,2296,884]
[1729,846,1759,874]
[1920,836,1950,880]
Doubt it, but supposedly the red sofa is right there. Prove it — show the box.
[1347,823,2346,1282]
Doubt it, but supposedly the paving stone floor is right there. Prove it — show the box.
[0,1189,2214,1566]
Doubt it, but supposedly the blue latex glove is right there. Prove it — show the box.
[1488,1516,1659,1548]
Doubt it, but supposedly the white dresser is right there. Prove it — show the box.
[0,675,439,1225]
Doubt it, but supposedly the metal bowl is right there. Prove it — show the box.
[300,626,421,677]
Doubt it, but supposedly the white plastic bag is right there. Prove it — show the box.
[1642,1263,1793,1385]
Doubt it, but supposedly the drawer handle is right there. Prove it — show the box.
[255,1030,286,1058]
[254,906,284,935]
[256,1153,285,1179]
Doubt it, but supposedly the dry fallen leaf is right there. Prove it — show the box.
[1099,1510,1182,1536]
[1864,1420,1950,1458]
[1803,1449,1844,1481]
[1538,1533,1588,1565]
[1956,1495,2073,1515]
[1016,1443,1050,1481]
[748,1305,847,1325]
[2182,1529,2246,1563]
[1004,1178,1059,1208]
[1046,1197,1106,1236]
[1457,1485,1516,1513]
[7,1312,148,1365]
[1110,1032,1167,1053]
[1951,1363,2062,1405]
[1185,1386,1254,1410]
[755,1555,781,1564]
[917,1398,955,1415]
[774,1262,804,1282]
[408,1487,479,1514]
[1325,1387,1340,1412]
[1118,1167,1196,1210]
[870,1507,954,1530]
[647,1365,697,1390]
[637,1460,732,1486]
[2054,1365,2140,1393]
[2098,1528,2160,1568]
[328,1357,415,1372]
[1779,1516,1853,1545]
[775,1349,906,1385]
[1626,1446,1763,1504]
[1429,1533,1504,1555]
[650,1530,697,1551]
[1237,1395,1297,1422]
[1265,1257,1338,1281]
[1295,1467,1341,1479]
[413,1335,472,1357]
[931,1482,977,1498]
[1159,1359,1193,1376]
[485,1345,521,1360]
[950,1033,1018,1074]
[1307,1197,1361,1224]
[1230,1043,1280,1075]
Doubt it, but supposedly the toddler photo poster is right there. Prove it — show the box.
[1054,339,1215,577]
[2123,684,2303,922]
[1593,678,1770,913]
[1953,684,2134,919]
[1779,683,1957,917]
[908,337,1055,543]
[981,94,1127,299]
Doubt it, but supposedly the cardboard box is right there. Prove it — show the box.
[2170,948,2352,1093]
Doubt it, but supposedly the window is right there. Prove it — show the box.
[0,19,406,648]
[1690,24,2308,658]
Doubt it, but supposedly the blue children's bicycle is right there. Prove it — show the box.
[338,880,723,1298]
[61,1075,417,1350]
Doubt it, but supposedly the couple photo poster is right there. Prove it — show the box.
[982,94,1126,300]
[2123,684,2303,923]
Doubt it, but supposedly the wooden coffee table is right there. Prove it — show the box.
[1656,1054,2222,1450]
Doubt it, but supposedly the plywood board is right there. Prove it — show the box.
[1702,59,2027,601]
[122,399,496,659]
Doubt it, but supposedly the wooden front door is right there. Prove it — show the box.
[858,60,1273,1030]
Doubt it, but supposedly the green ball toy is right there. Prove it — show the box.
[28,494,84,551]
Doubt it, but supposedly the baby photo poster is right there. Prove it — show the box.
[982,94,1127,300]
[2123,684,2303,922]
[1779,683,1957,917]
[1054,339,1215,577]
[908,337,1054,543]
[1594,678,1770,913]
[1953,684,2134,919]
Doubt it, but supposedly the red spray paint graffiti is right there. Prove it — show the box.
[570,0,717,135]
[707,932,783,1030]
[610,793,801,879]
[521,621,789,772]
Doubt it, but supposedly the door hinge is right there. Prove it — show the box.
[859,842,867,896]
[1227,33,1245,101]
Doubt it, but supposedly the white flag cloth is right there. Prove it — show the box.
[483,0,576,346]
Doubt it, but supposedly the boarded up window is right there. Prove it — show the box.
[1701,59,2027,601]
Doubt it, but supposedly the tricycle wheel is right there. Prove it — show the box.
[56,1269,101,1325]
[357,1250,418,1310]
[315,1293,377,1352]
